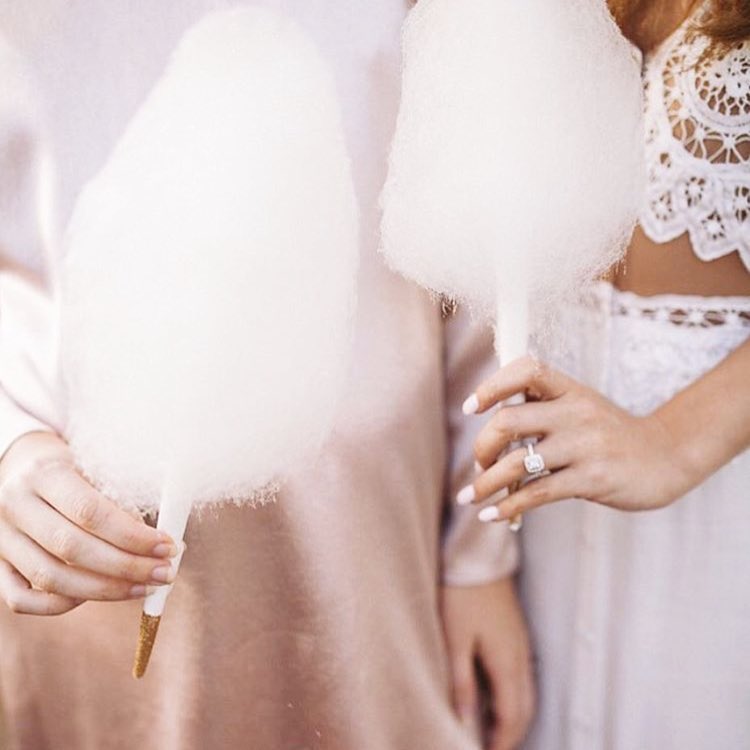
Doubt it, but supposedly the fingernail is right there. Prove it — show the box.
[478,505,500,523]
[456,485,476,506]
[150,565,175,584]
[129,585,147,598]
[152,542,179,558]
[462,394,479,415]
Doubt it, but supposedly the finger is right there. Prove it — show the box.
[519,667,537,745]
[450,648,479,729]
[492,691,523,750]
[0,524,148,601]
[491,678,531,750]
[33,465,175,557]
[501,663,536,750]
[6,493,175,585]
[483,653,534,750]
[479,469,580,523]
[463,356,571,415]
[0,558,82,616]
[461,439,569,506]
[473,401,565,470]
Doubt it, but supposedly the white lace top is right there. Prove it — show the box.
[640,9,750,270]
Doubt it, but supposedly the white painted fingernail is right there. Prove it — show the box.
[478,506,500,523]
[462,394,479,415]
[456,485,476,505]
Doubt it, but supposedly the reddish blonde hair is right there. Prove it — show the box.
[608,0,750,54]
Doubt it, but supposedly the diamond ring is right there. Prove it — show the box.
[523,443,546,476]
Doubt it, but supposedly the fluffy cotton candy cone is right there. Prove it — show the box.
[380,0,644,528]
[59,7,358,674]
[380,0,644,329]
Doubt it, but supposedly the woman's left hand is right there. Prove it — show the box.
[458,355,694,521]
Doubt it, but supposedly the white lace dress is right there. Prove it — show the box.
[521,15,750,750]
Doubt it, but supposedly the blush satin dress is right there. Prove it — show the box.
[0,3,516,749]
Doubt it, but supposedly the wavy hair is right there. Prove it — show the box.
[608,0,750,54]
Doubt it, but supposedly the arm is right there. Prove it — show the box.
[0,30,60,460]
[441,307,534,750]
[0,270,60,461]
[441,306,519,584]
[0,34,175,615]
[457,340,750,521]
[657,338,750,490]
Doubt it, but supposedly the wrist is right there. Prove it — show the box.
[645,408,702,503]
[442,575,517,596]
[0,429,58,479]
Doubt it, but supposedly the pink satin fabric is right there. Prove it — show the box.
[0,3,516,748]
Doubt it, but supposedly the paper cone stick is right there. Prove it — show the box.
[495,275,529,531]
[132,476,189,678]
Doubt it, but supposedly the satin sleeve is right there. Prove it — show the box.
[0,33,60,461]
[440,306,519,586]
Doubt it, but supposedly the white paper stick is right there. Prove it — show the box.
[495,276,529,531]
[143,475,190,618]
[495,268,529,369]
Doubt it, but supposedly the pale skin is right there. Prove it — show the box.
[462,339,750,518]
[441,3,749,748]
[0,432,177,615]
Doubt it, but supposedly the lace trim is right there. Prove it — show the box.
[582,283,750,329]
[640,9,750,270]
[542,283,750,417]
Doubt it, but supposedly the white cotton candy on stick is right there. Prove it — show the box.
[381,0,644,527]
[382,0,644,326]
[59,7,358,674]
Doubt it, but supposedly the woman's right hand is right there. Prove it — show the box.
[441,578,535,750]
[0,431,177,615]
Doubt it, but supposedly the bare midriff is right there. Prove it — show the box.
[607,227,750,297]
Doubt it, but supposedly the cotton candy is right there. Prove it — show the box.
[60,8,358,519]
[380,0,644,354]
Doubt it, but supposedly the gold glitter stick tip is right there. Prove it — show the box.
[132,613,162,679]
